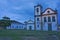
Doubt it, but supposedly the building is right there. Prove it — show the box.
[34,4,58,31]
[24,19,34,30]
[6,20,24,29]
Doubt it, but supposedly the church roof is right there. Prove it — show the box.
[27,19,34,23]
[24,19,34,24]
[28,19,33,22]
[10,20,23,24]
[41,8,57,16]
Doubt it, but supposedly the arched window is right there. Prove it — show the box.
[52,16,55,22]
[44,17,47,22]
[37,18,39,21]
[37,25,39,28]
[36,8,39,12]
[48,17,51,22]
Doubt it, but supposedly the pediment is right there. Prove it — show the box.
[42,8,56,14]
[27,20,34,23]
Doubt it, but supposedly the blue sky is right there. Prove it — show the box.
[0,0,60,24]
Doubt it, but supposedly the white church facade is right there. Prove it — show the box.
[34,4,58,31]
[24,19,34,30]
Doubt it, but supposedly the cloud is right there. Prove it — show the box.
[0,0,8,4]
[0,0,60,23]
[40,0,59,9]
[0,11,26,22]
[12,6,22,10]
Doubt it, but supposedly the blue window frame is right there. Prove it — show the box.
[37,18,39,21]
[44,17,47,22]
[37,25,39,28]
[52,16,55,22]
[48,17,51,22]
[36,8,39,12]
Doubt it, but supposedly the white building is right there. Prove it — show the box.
[6,20,24,29]
[34,4,58,31]
[24,19,34,30]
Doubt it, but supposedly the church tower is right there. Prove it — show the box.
[34,4,42,30]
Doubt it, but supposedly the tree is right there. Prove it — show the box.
[0,16,11,29]
[2,16,10,20]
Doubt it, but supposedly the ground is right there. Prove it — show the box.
[0,30,60,40]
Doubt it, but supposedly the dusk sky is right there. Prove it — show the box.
[0,0,60,24]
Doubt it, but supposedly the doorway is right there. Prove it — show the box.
[48,23,52,31]
[29,26,32,30]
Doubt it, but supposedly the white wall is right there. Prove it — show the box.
[42,14,57,31]
[43,23,48,31]
[27,23,34,30]
[6,23,24,29]
[52,22,57,31]
[35,17,41,30]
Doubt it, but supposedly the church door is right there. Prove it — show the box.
[48,23,52,31]
[29,26,32,30]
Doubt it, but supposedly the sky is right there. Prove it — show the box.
[0,0,60,24]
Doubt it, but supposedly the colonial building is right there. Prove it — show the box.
[34,4,58,31]
[6,20,24,29]
[24,19,34,30]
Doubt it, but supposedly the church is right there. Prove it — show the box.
[34,4,58,31]
[0,4,58,31]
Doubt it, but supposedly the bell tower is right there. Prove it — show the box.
[34,4,42,15]
[34,4,42,30]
